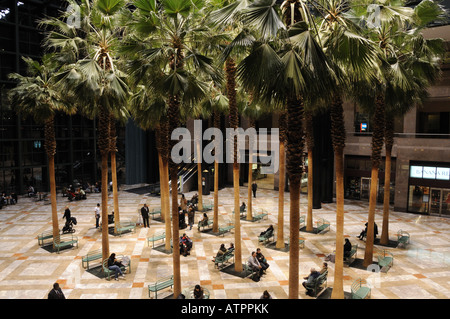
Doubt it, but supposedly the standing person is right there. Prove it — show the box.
[63,206,71,221]
[187,206,195,230]
[252,181,258,198]
[95,203,100,228]
[180,194,187,212]
[141,203,150,228]
[48,282,65,299]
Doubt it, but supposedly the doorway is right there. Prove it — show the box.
[430,188,450,216]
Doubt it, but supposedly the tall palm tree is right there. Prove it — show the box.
[210,0,258,273]
[238,0,336,298]
[124,0,221,297]
[312,0,380,298]
[8,54,75,249]
[40,0,131,261]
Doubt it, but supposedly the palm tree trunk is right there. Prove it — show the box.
[286,95,305,299]
[168,94,181,297]
[109,115,120,233]
[330,94,346,299]
[247,119,255,221]
[226,57,242,273]
[305,110,314,232]
[44,117,59,249]
[213,111,220,233]
[160,117,172,251]
[98,105,111,262]
[363,93,385,268]
[197,141,203,211]
[158,151,165,222]
[380,117,394,246]
[276,111,287,249]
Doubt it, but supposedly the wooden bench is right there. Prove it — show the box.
[258,230,274,245]
[148,275,174,299]
[53,234,78,254]
[115,220,136,236]
[315,218,330,234]
[82,249,103,269]
[377,249,394,271]
[397,230,410,248]
[218,223,235,236]
[147,232,166,247]
[305,270,328,297]
[351,278,371,299]
[214,251,234,269]
[198,219,213,232]
[102,256,131,280]
[344,244,358,265]
[37,229,60,246]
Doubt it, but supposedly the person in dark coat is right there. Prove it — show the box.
[48,283,65,299]
[252,182,258,198]
[141,203,150,228]
[63,206,71,221]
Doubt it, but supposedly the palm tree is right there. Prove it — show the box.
[304,109,314,232]
[210,0,258,273]
[312,0,380,299]
[40,0,131,261]
[124,0,221,297]
[237,0,336,298]
[8,54,75,250]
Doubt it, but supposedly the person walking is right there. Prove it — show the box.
[95,203,100,228]
[252,181,258,198]
[141,203,150,228]
[63,206,71,221]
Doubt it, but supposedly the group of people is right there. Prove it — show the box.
[66,185,87,201]
[179,233,193,257]
[247,248,270,282]
[0,192,17,208]
[212,243,235,262]
[179,194,199,230]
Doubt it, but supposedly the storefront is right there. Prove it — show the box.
[344,155,396,204]
[407,162,450,216]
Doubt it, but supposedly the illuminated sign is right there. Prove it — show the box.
[360,123,367,132]
[410,165,450,180]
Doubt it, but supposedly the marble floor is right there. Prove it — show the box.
[0,184,449,299]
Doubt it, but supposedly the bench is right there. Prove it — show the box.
[253,210,268,222]
[53,234,78,254]
[218,223,235,236]
[102,256,131,280]
[397,230,410,248]
[214,251,235,269]
[150,207,162,219]
[82,249,103,270]
[198,219,213,232]
[115,220,136,236]
[305,270,328,297]
[299,215,306,229]
[377,249,394,271]
[147,232,166,247]
[315,218,330,234]
[351,278,371,299]
[258,230,274,245]
[202,200,213,212]
[37,229,61,246]
[148,275,174,299]
[344,244,358,265]
[232,205,247,218]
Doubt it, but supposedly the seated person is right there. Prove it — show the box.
[259,224,274,237]
[357,222,378,240]
[199,213,208,227]
[227,243,235,253]
[212,244,228,262]
[79,188,86,200]
[256,248,269,271]
[247,251,264,279]
[302,268,320,295]
[240,202,246,212]
[107,253,125,281]
[28,185,36,197]
[179,233,193,257]
[193,284,204,299]
[344,238,352,257]
[189,193,199,207]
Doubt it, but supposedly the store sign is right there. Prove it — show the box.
[410,165,450,180]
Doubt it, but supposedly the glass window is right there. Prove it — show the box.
[408,185,430,213]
